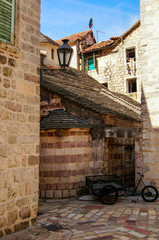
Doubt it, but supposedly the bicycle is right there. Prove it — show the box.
[86,173,158,205]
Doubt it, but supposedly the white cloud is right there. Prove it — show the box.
[41,0,140,42]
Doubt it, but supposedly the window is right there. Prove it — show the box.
[88,57,95,71]
[82,55,96,71]
[103,82,108,88]
[0,0,15,44]
[126,78,137,93]
[51,49,54,59]
[126,47,135,62]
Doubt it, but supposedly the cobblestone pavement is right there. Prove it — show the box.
[2,196,159,240]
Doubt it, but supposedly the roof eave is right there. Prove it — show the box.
[82,42,115,54]
[113,20,140,46]
[40,41,59,47]
[40,78,141,122]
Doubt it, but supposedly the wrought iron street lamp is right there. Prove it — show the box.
[57,39,73,69]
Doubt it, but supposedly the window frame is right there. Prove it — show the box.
[126,77,137,93]
[0,0,15,44]
[126,47,136,63]
[51,48,54,59]
[102,82,108,88]
[88,56,95,71]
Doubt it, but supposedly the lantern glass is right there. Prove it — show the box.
[58,49,64,65]
[65,49,72,65]
[57,39,73,69]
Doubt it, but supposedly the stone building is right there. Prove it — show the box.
[0,0,40,236]
[141,0,159,187]
[82,21,141,102]
[56,30,96,70]
[40,62,141,199]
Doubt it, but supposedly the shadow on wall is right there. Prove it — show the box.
[141,84,159,187]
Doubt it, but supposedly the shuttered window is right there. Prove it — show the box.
[88,57,95,71]
[0,0,15,44]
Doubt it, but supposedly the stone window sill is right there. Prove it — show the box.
[0,41,20,55]
[88,69,96,72]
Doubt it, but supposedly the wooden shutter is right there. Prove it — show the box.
[0,0,15,44]
[82,56,87,71]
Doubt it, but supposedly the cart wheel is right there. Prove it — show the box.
[91,180,105,197]
[141,185,158,202]
[99,185,118,205]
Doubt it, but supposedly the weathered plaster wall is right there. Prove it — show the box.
[70,32,95,70]
[69,45,78,69]
[141,0,159,186]
[87,26,141,102]
[0,0,40,236]
[40,43,59,66]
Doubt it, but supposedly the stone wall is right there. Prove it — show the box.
[86,25,141,102]
[40,88,141,197]
[40,128,93,198]
[40,88,105,198]
[141,0,159,186]
[0,0,40,236]
[104,128,142,186]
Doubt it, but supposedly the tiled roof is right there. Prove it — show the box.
[40,66,141,121]
[82,20,140,54]
[82,40,114,53]
[40,109,92,129]
[40,33,59,47]
[56,30,92,45]
[110,37,120,41]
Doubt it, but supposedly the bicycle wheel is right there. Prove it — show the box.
[99,185,118,205]
[141,185,158,202]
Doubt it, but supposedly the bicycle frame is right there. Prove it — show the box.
[120,174,146,197]
[135,174,146,191]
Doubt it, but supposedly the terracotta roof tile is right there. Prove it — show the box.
[110,37,120,41]
[82,20,140,54]
[56,30,92,45]
[82,40,114,53]
[40,33,59,46]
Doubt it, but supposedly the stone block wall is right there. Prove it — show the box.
[40,89,106,198]
[0,0,40,236]
[87,25,141,102]
[40,127,105,199]
[40,88,141,198]
[141,0,159,186]
[40,128,95,198]
[104,127,141,186]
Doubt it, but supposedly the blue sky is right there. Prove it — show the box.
[41,0,140,43]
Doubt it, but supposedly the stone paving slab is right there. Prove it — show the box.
[1,196,159,239]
